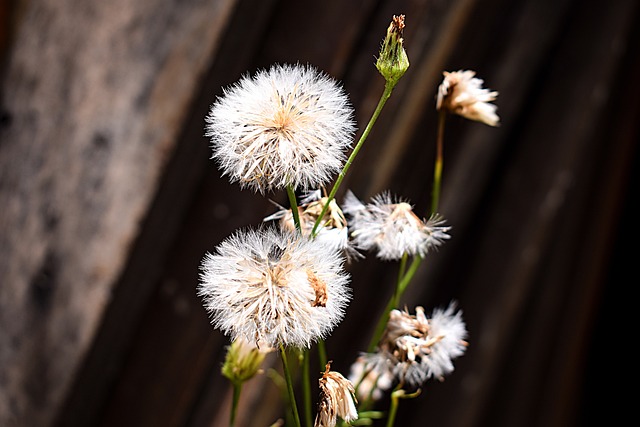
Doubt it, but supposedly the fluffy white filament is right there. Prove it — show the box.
[343,190,451,260]
[205,64,356,193]
[198,226,351,349]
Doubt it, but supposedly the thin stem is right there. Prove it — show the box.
[386,390,401,427]
[431,110,446,215]
[287,185,302,233]
[386,388,421,427]
[280,344,302,427]
[367,256,422,352]
[311,81,397,236]
[395,253,408,299]
[302,350,313,427]
[317,339,327,371]
[230,382,242,427]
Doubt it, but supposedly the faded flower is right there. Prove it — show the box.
[198,226,351,349]
[315,362,358,427]
[205,63,356,193]
[377,303,468,387]
[342,190,451,260]
[264,190,358,259]
[436,70,499,126]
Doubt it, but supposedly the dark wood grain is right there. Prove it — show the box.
[1,0,637,426]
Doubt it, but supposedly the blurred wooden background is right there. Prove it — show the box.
[1,0,637,426]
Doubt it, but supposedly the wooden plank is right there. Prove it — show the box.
[0,0,237,426]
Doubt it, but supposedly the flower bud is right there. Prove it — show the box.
[376,15,410,85]
[221,338,268,385]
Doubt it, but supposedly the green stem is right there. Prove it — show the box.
[386,391,400,427]
[280,344,302,427]
[311,81,397,236]
[431,110,446,215]
[395,253,408,298]
[367,256,422,352]
[302,350,313,427]
[230,382,242,427]
[287,185,302,233]
[386,389,421,427]
[317,339,327,371]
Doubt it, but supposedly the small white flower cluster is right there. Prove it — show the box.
[350,303,468,400]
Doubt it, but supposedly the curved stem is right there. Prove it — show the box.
[280,344,302,427]
[311,81,397,236]
[386,391,401,427]
[386,388,421,427]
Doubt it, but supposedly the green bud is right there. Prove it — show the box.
[376,15,410,85]
[221,339,267,385]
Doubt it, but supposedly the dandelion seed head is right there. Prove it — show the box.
[198,226,351,349]
[343,190,451,260]
[206,64,356,193]
[379,303,468,387]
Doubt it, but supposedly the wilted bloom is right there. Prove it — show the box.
[379,303,468,387]
[376,15,410,85]
[264,190,358,259]
[436,70,499,126]
[315,362,358,427]
[198,226,351,349]
[342,190,451,260]
[205,63,356,193]
[221,338,270,385]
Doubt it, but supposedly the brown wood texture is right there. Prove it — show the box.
[1,0,637,426]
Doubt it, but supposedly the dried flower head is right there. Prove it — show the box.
[315,362,358,427]
[436,70,499,126]
[198,226,351,349]
[378,303,468,387]
[376,15,410,85]
[342,190,451,260]
[264,190,359,259]
[205,64,356,193]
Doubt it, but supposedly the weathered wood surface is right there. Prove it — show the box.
[0,0,237,426]
[1,0,638,426]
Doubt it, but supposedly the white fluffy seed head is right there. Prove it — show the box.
[382,303,468,387]
[205,64,356,193]
[198,226,351,349]
[343,190,451,260]
[353,303,468,391]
